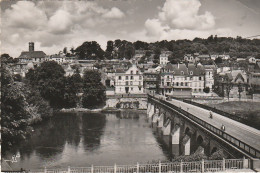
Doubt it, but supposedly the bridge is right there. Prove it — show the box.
[147,94,260,170]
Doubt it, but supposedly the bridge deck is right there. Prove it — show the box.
[154,95,260,152]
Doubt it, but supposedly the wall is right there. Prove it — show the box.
[106,98,147,109]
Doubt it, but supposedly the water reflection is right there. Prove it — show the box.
[2,111,173,170]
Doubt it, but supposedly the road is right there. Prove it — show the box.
[153,95,260,151]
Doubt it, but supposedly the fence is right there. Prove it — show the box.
[28,159,247,173]
[148,95,260,159]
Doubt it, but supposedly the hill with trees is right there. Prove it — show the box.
[74,36,260,62]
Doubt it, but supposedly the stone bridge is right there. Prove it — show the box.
[147,94,260,169]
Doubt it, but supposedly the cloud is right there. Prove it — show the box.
[144,0,218,41]
[102,7,125,19]
[158,0,215,30]
[48,10,73,34]
[1,1,125,57]
[3,1,47,30]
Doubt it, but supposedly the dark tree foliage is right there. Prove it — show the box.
[25,61,76,108]
[203,87,210,93]
[1,64,51,152]
[82,70,106,109]
[75,41,104,60]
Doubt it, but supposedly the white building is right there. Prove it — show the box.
[204,65,216,92]
[115,64,144,94]
[160,54,169,65]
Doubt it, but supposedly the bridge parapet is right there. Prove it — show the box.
[147,94,260,159]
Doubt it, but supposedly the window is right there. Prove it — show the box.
[136,71,139,74]
[126,76,129,80]
[167,82,170,86]
[131,76,133,80]
[139,87,142,91]
[181,71,184,75]
[176,82,179,86]
[199,77,202,80]
[126,81,129,85]
[190,71,193,75]
[119,76,122,80]
[172,82,175,86]
[167,76,169,79]
[190,77,193,80]
[130,81,133,85]
[185,83,188,86]
[181,82,183,86]
[139,76,142,80]
[139,81,141,85]
[131,70,133,74]
[131,87,133,91]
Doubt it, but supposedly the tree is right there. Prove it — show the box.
[75,41,104,60]
[203,87,210,93]
[82,70,106,108]
[238,83,243,100]
[63,47,67,54]
[215,57,222,64]
[226,82,232,100]
[105,40,114,59]
[25,61,67,108]
[1,64,51,151]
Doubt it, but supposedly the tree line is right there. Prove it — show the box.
[73,36,260,62]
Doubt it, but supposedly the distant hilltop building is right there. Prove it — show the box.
[18,42,46,63]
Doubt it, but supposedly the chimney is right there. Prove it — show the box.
[29,42,34,52]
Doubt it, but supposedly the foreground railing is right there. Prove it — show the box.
[148,95,260,159]
[27,159,247,173]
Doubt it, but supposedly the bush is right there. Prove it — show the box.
[203,87,210,93]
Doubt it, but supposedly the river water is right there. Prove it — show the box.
[3,111,173,170]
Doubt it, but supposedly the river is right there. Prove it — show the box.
[3,111,174,170]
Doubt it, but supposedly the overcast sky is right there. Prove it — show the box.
[1,0,260,57]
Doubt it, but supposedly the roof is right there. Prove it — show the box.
[19,51,46,59]
[226,70,247,83]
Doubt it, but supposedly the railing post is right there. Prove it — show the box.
[180,160,183,173]
[159,160,161,173]
[136,162,139,173]
[44,167,47,173]
[222,158,225,171]
[243,156,248,169]
[91,164,94,173]
[114,163,117,173]
[68,166,70,173]
[201,159,204,173]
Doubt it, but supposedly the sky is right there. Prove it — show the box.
[1,0,260,57]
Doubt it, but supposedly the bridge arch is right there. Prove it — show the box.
[197,135,204,146]
[211,147,218,154]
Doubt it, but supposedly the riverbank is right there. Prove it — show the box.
[59,107,146,113]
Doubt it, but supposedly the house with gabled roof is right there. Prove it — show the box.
[114,64,143,94]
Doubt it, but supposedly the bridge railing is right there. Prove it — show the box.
[28,159,247,173]
[148,95,260,159]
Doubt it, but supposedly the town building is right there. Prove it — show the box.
[159,54,169,65]
[18,42,46,64]
[204,65,217,92]
[114,64,144,94]
[184,54,195,63]
[214,70,248,99]
[159,63,205,97]
[143,70,159,93]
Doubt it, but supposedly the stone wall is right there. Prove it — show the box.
[106,98,147,109]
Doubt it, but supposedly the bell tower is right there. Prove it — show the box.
[29,42,34,52]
